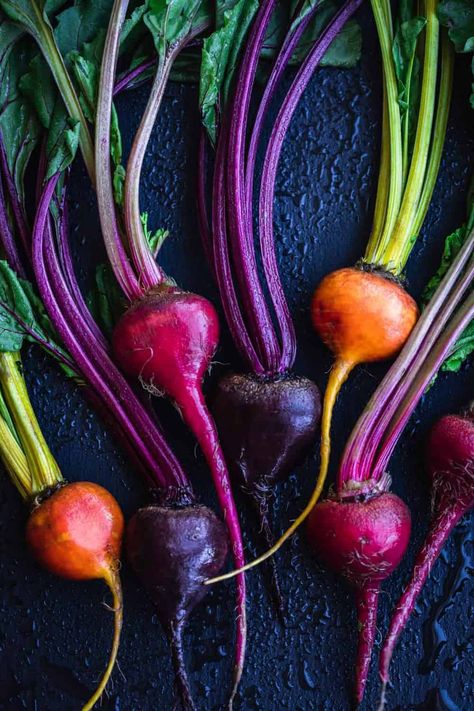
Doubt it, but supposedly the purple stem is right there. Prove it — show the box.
[0,134,30,256]
[339,229,474,489]
[113,59,156,97]
[0,174,25,276]
[197,132,214,276]
[258,0,365,371]
[212,120,265,373]
[372,289,474,480]
[32,177,188,491]
[226,0,281,373]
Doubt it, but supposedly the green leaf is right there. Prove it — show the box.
[53,0,113,64]
[0,260,32,351]
[0,31,39,197]
[140,212,169,255]
[144,0,209,54]
[199,0,258,144]
[0,260,77,376]
[438,0,474,52]
[439,0,474,107]
[423,223,474,372]
[45,99,80,177]
[392,12,426,164]
[87,264,124,339]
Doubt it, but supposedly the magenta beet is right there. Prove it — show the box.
[307,491,411,704]
[379,408,474,696]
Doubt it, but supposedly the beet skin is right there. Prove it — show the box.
[212,372,321,491]
[126,504,228,710]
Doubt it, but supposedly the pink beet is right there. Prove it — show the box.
[379,408,474,701]
[307,491,412,705]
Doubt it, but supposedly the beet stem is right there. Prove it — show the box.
[354,583,381,707]
[82,569,123,711]
[206,359,353,585]
[177,386,247,701]
[0,172,25,277]
[95,0,142,301]
[169,620,196,711]
[379,506,464,689]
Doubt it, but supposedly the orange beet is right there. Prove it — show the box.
[26,481,123,581]
[26,481,124,711]
[311,267,419,366]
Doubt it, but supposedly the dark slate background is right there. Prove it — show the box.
[0,5,473,710]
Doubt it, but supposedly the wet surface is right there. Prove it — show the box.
[0,5,473,710]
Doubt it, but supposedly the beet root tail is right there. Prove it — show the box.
[169,621,196,711]
[379,507,463,688]
[354,582,381,707]
[178,386,247,705]
[250,491,286,625]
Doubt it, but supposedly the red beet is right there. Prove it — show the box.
[379,409,474,701]
[306,491,412,704]
[126,502,229,710]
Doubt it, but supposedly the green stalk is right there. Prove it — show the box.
[365,0,403,265]
[0,352,63,496]
[401,47,418,184]
[364,82,390,259]
[26,2,95,183]
[381,0,440,274]
[0,411,31,500]
[409,29,454,248]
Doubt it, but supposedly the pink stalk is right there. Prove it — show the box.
[95,0,142,302]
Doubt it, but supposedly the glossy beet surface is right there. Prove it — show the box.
[126,504,229,710]
[311,267,419,366]
[126,504,228,623]
[26,482,123,581]
[112,286,219,399]
[211,372,321,490]
[306,492,412,584]
[427,411,474,488]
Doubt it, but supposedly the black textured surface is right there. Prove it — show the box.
[1,6,473,710]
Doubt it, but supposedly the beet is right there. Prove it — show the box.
[212,372,321,490]
[211,371,321,617]
[126,502,229,710]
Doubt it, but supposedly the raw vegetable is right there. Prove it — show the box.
[378,405,474,708]
[0,30,124,710]
[198,0,363,602]
[0,25,230,708]
[95,1,247,698]
[209,214,473,703]
[306,227,474,704]
[209,0,455,575]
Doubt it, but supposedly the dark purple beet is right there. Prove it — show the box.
[212,372,321,489]
[211,372,321,618]
[126,503,229,710]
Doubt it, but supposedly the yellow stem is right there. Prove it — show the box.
[0,415,31,499]
[365,81,390,260]
[381,0,440,274]
[205,360,354,586]
[366,0,403,266]
[409,29,454,245]
[81,569,123,711]
[0,352,63,495]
